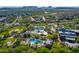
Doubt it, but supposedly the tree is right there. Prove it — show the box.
[0,47,14,53]
[23,34,31,38]
[47,33,58,39]
[47,34,53,39]
[50,42,71,53]
[71,47,79,53]
[73,18,79,24]
[14,38,20,46]
[76,37,79,43]
[32,34,41,39]
[37,47,49,53]
[26,48,37,53]
[15,45,29,53]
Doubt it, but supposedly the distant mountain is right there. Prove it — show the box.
[54,7,79,9]
[0,6,79,11]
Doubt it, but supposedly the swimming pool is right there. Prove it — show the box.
[30,39,42,45]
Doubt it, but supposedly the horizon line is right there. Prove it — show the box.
[0,6,79,7]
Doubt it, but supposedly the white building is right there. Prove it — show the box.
[32,26,48,35]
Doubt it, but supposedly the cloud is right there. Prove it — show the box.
[0,0,79,6]
[53,0,79,7]
[0,0,52,6]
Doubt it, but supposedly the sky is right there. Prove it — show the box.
[0,0,79,7]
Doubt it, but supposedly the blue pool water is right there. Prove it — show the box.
[30,39,42,44]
